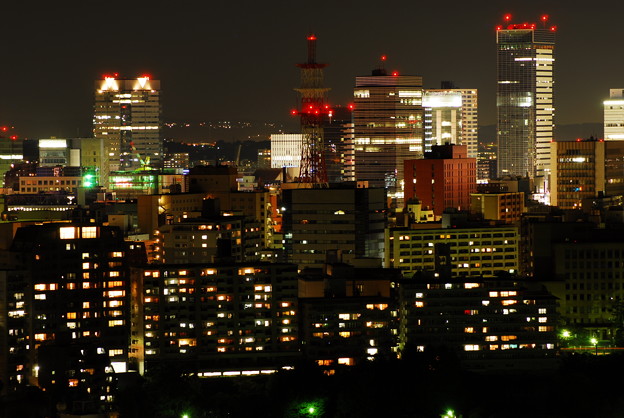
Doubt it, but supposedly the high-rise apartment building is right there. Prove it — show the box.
[94,75,162,183]
[496,17,555,181]
[423,86,478,158]
[604,89,624,140]
[353,68,424,201]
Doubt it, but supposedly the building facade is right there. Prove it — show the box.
[136,263,299,374]
[423,88,478,158]
[496,21,555,180]
[282,185,386,268]
[604,89,624,140]
[386,223,519,278]
[353,70,424,201]
[94,76,162,182]
[404,145,477,217]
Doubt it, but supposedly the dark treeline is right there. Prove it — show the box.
[4,351,624,417]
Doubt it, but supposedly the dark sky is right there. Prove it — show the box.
[1,1,622,139]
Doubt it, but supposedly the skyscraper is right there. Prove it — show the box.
[353,63,424,201]
[496,15,555,181]
[94,75,162,184]
[604,89,624,140]
[423,85,478,158]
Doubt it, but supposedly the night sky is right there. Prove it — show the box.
[1,1,622,139]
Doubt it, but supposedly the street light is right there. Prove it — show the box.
[590,337,598,355]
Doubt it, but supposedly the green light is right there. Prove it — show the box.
[561,330,571,338]
[591,338,598,345]
[181,414,189,418]
[308,407,315,414]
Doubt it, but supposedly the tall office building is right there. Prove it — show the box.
[94,75,162,184]
[353,66,424,201]
[604,89,624,140]
[423,85,478,158]
[496,16,556,181]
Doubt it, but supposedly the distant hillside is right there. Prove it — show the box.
[479,123,603,143]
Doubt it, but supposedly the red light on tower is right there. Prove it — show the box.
[9,135,17,140]
[504,13,512,22]
[541,14,549,22]
[347,104,355,110]
[392,71,399,76]
[290,109,298,116]
[307,34,316,41]
[495,25,503,31]
[381,55,387,61]
[550,25,557,32]
[1,127,7,132]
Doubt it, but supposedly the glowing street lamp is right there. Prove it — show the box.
[591,337,599,355]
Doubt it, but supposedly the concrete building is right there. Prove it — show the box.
[282,184,385,268]
[136,263,299,374]
[496,20,555,181]
[353,69,424,201]
[298,264,399,368]
[404,144,476,218]
[551,238,624,343]
[2,224,144,390]
[551,139,605,209]
[551,139,624,209]
[386,220,519,278]
[471,192,525,223]
[604,88,624,140]
[399,275,558,370]
[270,134,303,178]
[94,75,162,182]
[423,87,478,158]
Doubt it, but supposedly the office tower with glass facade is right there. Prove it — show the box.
[496,20,555,180]
[94,75,162,183]
[353,70,424,201]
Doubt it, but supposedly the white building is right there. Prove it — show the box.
[423,89,478,158]
[270,133,302,178]
[604,89,624,140]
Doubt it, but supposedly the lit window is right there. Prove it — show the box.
[81,227,97,239]
[59,227,76,240]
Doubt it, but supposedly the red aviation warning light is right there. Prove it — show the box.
[9,135,17,140]
[381,55,387,61]
[307,34,316,41]
[0,127,7,132]
[541,14,549,22]
[347,103,355,110]
[550,25,557,32]
[392,71,399,76]
[290,109,298,116]
[504,13,512,22]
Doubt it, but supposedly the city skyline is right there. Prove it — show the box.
[1,2,623,139]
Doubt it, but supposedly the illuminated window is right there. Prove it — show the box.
[81,227,97,238]
[59,227,76,240]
